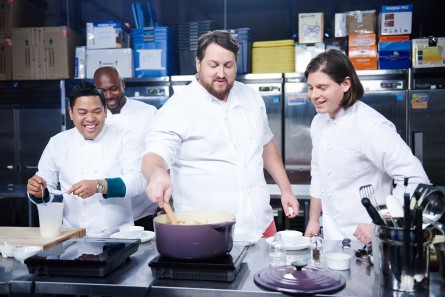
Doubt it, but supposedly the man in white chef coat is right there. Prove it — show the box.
[94,66,158,230]
[142,30,300,239]
[27,80,146,237]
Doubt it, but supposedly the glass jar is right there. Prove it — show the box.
[269,233,286,267]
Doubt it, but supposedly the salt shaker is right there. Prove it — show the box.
[309,233,323,267]
[269,233,286,267]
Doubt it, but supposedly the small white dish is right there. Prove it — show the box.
[12,246,41,263]
[326,252,352,271]
[118,226,144,239]
[266,236,310,251]
[279,230,303,245]
[110,230,155,243]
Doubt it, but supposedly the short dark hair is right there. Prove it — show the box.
[69,80,106,109]
[195,30,240,62]
[304,49,364,108]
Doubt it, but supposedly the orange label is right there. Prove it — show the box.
[411,93,428,109]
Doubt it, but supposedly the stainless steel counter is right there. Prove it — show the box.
[3,239,444,296]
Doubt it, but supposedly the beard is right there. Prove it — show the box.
[198,75,234,101]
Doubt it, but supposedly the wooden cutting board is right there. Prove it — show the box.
[0,227,86,250]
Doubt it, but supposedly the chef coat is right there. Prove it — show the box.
[145,78,275,238]
[36,125,146,237]
[310,101,429,240]
[105,98,158,221]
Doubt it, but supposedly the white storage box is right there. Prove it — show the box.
[86,48,133,78]
[86,21,130,49]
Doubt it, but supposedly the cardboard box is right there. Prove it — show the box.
[40,27,83,79]
[12,26,83,80]
[348,45,378,70]
[378,41,411,69]
[0,0,45,38]
[412,37,445,68]
[86,48,133,78]
[346,10,376,34]
[379,35,410,43]
[348,33,376,46]
[298,13,324,44]
[86,21,130,49]
[379,4,413,36]
[11,27,34,80]
[0,37,12,80]
[334,13,347,38]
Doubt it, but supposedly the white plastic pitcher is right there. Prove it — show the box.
[37,202,64,238]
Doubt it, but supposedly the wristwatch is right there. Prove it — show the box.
[96,180,105,194]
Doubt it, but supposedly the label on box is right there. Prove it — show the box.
[380,5,413,35]
[136,49,165,70]
[298,13,324,44]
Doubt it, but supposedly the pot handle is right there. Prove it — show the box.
[212,219,236,231]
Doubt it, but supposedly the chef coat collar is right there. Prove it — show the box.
[106,96,129,117]
[72,124,108,144]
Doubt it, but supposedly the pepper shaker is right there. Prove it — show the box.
[309,233,323,267]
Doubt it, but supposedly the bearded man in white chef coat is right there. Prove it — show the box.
[27,80,146,237]
[94,66,158,231]
[142,30,300,239]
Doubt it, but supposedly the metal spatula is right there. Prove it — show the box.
[359,184,389,225]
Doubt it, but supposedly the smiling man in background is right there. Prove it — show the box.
[94,66,159,231]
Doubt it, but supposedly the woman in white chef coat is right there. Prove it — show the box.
[27,80,146,237]
[303,49,429,243]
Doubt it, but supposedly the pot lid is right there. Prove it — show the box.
[254,265,346,294]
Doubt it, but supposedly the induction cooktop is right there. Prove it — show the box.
[149,243,249,282]
[24,237,140,277]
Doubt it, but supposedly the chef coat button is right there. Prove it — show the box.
[328,146,332,150]
[321,189,325,193]
[327,171,331,175]
[259,182,264,187]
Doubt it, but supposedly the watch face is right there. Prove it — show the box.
[97,181,105,193]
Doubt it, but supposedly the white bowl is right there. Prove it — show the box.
[118,226,144,239]
[326,252,352,270]
[12,246,42,263]
[279,230,303,245]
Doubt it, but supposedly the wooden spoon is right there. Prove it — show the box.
[162,202,178,224]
